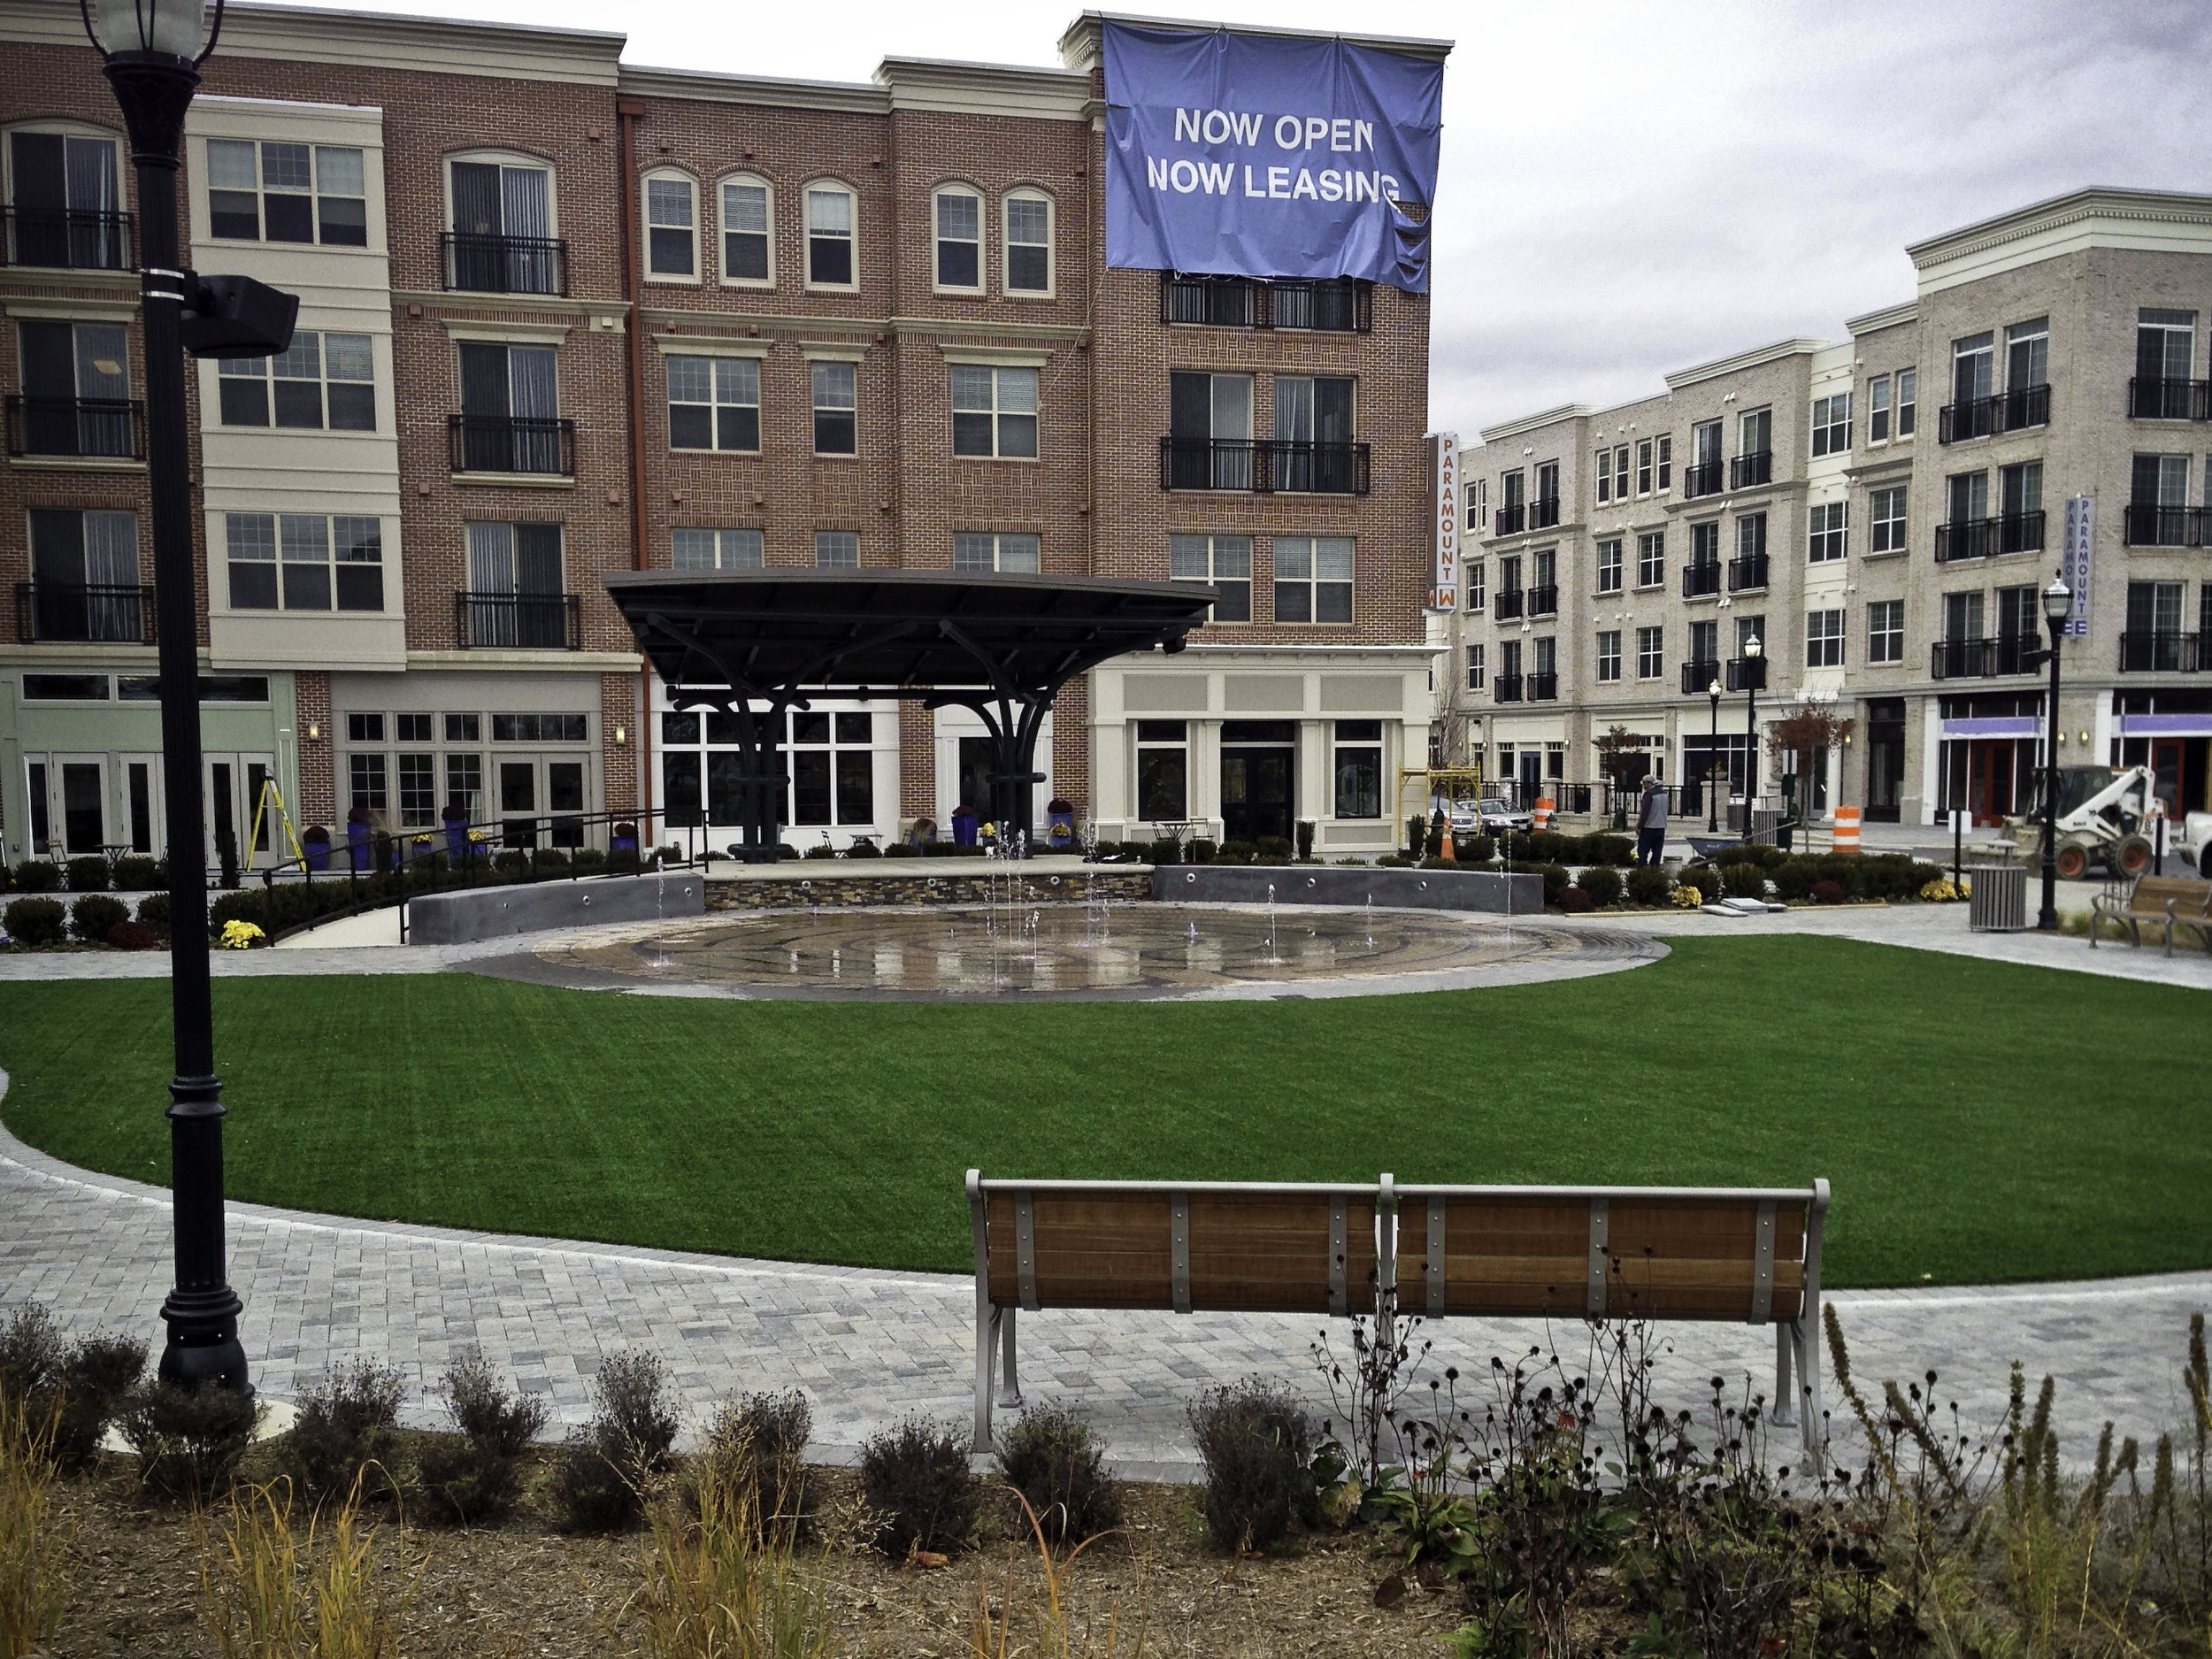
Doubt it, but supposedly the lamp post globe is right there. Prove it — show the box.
[81,0,250,1394]
[2037,575,2071,933]
[1706,678,1723,833]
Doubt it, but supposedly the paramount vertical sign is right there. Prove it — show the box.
[1102,22,1444,292]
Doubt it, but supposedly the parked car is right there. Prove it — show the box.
[1478,796,1533,834]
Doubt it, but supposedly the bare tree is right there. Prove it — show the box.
[1766,704,1855,813]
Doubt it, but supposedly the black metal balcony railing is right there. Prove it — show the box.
[1727,553,1770,592]
[1680,658,1723,695]
[1682,560,1723,598]
[1725,656,1768,693]
[1157,271,1372,333]
[2129,377,2210,421]
[1157,438,1370,494]
[1494,503,1526,536]
[455,590,580,650]
[1494,672,1525,703]
[1528,496,1561,530]
[1931,635,2041,680]
[1493,588,1525,620]
[1730,450,1773,490]
[440,231,569,296]
[1937,382,2051,443]
[1527,671,1558,701]
[2123,503,2211,547]
[1525,582,1558,616]
[1934,511,2045,562]
[4,396,144,459]
[1683,459,1724,499]
[2118,632,2208,673]
[0,204,134,271]
[449,414,575,476]
[14,580,154,644]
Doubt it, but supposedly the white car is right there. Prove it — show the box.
[1476,797,1533,834]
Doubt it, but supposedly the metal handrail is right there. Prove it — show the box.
[2117,631,2207,673]
[1730,450,1772,489]
[2128,376,2208,421]
[447,413,575,476]
[454,590,581,650]
[2122,503,2208,547]
[14,580,155,644]
[1682,460,1724,498]
[439,230,569,296]
[1727,553,1769,591]
[1682,560,1722,598]
[1156,437,1370,494]
[0,204,134,270]
[1938,381,2050,442]
[1157,271,1371,332]
[4,395,144,458]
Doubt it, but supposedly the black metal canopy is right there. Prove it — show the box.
[603,569,1218,856]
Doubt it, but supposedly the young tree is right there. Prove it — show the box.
[1767,703,1855,813]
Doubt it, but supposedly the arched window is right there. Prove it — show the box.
[932,183,983,293]
[803,180,856,290]
[3,121,128,270]
[1003,189,1054,297]
[642,168,698,281]
[717,172,773,288]
[444,150,559,294]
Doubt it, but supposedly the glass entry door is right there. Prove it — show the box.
[1219,720,1294,843]
[499,759,537,846]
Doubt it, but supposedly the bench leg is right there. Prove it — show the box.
[974,1303,1000,1451]
[1772,1323,1796,1427]
[1795,1320,1824,1471]
[996,1303,1023,1409]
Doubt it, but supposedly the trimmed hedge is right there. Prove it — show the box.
[5,896,67,946]
[1580,865,1624,906]
[1505,861,1571,906]
[112,855,163,891]
[9,860,61,895]
[66,856,111,893]
[70,894,129,941]
[1625,865,1672,907]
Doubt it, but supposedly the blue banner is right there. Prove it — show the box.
[1102,22,1442,293]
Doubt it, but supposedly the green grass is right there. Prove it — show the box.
[0,937,2203,1289]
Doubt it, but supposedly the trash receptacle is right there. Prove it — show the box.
[1967,862,2028,932]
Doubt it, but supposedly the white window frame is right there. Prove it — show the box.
[803,179,858,292]
[1805,608,1846,669]
[1169,534,1251,624]
[1271,534,1354,625]
[1867,599,1903,664]
[1635,528,1664,589]
[1465,642,1485,690]
[716,171,774,288]
[1870,485,1908,554]
[952,532,1041,573]
[442,150,559,237]
[672,527,764,571]
[1810,391,1851,457]
[931,182,985,296]
[223,511,384,613]
[949,365,1038,459]
[1896,368,1917,437]
[1634,625,1663,680]
[641,167,699,284]
[1463,557,1485,613]
[1596,629,1621,682]
[1002,188,1055,298]
[1595,536,1623,595]
[813,530,860,568]
[1808,500,1847,563]
[1868,374,1892,443]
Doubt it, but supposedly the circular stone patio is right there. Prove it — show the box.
[466,902,1665,1002]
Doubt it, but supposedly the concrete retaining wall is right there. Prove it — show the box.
[1167,864,1543,915]
[706,870,1152,910]
[407,872,706,946]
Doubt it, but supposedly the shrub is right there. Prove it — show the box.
[1810,879,1847,904]
[1720,862,1768,900]
[1375,855,1414,868]
[699,1389,813,1542]
[1919,877,1962,902]
[283,1358,405,1503]
[1295,821,1316,860]
[1506,862,1571,906]
[0,1304,65,1399]
[1513,830,1566,864]
[122,1379,261,1503]
[51,1333,147,1472]
[1254,834,1294,865]
[1559,886,1595,914]
[1579,865,1624,907]
[1143,839,1181,866]
[111,855,162,891]
[843,840,883,859]
[859,1416,979,1559]
[1187,839,1217,864]
[1455,834,1496,866]
[65,856,110,893]
[134,892,171,935]
[69,894,128,942]
[884,842,919,859]
[995,1405,1120,1548]
[1187,1379,1312,1553]
[1584,833,1634,868]
[104,920,158,951]
[530,849,572,874]
[1678,865,1722,901]
[4,898,66,948]
[419,1351,547,1526]
[1216,841,1256,865]
[0,861,7,895]
[555,1350,679,1533]
[1770,857,1818,902]
[1625,866,1672,907]
[8,861,60,895]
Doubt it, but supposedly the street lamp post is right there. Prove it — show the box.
[1706,678,1722,833]
[1741,634,1763,838]
[2037,574,2072,932]
[81,0,248,1393]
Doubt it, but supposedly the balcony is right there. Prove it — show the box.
[449,414,575,477]
[1683,459,1724,499]
[1679,657,1723,695]
[14,581,154,644]
[1493,588,1525,620]
[1727,553,1769,593]
[2123,503,2210,547]
[2129,377,2210,421]
[1725,656,1768,693]
[1527,671,1559,701]
[455,590,580,650]
[440,231,569,296]
[1729,450,1772,490]
[2118,632,2208,673]
[1528,495,1561,530]
[1157,438,1370,495]
[1931,635,2041,680]
[4,396,143,459]
[1158,271,1372,333]
[0,204,134,271]
[1494,503,1526,536]
[1937,382,2051,443]
[1525,582,1558,617]
[1494,672,1525,703]
[1682,560,1722,598]
[1934,511,2045,562]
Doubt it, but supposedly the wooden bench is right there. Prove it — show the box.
[965,1171,1830,1459]
[2091,874,2212,954]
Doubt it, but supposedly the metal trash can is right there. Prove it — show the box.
[1967,862,2028,933]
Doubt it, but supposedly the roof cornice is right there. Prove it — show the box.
[618,64,890,113]
[1663,337,1826,391]
[876,56,1094,122]
[1478,404,1593,444]
[1905,187,2212,270]
[1845,301,1916,336]
[1057,10,1454,73]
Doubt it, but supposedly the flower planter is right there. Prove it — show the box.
[302,830,331,873]
[346,818,373,872]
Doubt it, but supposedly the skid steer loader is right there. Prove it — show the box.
[2006,764,2212,879]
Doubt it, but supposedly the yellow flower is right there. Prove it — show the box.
[1669,883,1704,910]
[219,919,265,949]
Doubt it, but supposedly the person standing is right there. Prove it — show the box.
[1635,777,1669,867]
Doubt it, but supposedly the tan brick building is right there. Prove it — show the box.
[1,2,1447,869]
[1446,189,2212,833]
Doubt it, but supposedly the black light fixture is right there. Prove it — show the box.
[2037,574,2072,931]
[1706,677,1723,833]
[1741,633,1763,836]
[81,0,256,1394]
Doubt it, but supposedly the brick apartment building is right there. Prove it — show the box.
[1,0,1448,871]
[1444,188,2212,832]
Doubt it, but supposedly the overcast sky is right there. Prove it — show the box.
[281,0,2212,436]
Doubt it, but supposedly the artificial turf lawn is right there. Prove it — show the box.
[0,935,2203,1289]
